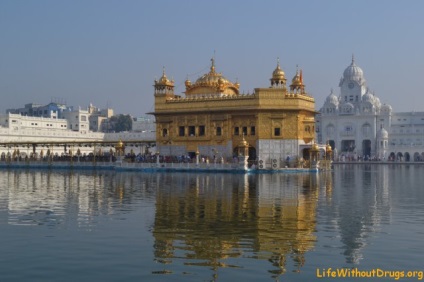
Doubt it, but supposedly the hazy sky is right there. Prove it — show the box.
[1,0,423,116]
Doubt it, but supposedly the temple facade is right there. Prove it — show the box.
[150,58,317,168]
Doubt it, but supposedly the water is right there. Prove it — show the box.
[0,164,423,281]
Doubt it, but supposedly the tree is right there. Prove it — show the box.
[108,114,133,132]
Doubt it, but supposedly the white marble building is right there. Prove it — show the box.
[0,110,155,158]
[317,57,424,161]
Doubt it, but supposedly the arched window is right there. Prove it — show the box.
[326,124,335,136]
[362,123,371,137]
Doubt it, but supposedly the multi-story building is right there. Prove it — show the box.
[388,112,424,161]
[7,102,72,119]
[6,102,114,133]
[132,116,155,133]
[87,103,114,132]
[150,58,317,166]
[317,57,424,161]
[0,113,69,131]
[0,108,155,158]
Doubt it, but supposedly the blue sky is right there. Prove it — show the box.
[1,0,423,116]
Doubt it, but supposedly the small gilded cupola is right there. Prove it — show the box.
[184,75,191,88]
[290,66,305,94]
[270,57,287,89]
[154,67,175,96]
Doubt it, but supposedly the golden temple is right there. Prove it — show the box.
[150,58,316,166]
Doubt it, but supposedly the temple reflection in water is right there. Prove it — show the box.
[0,164,398,279]
[152,173,320,276]
[325,164,391,264]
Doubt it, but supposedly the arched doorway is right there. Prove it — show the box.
[413,152,421,161]
[396,152,403,161]
[362,140,371,158]
[404,152,410,162]
[248,146,256,162]
[328,140,335,150]
[341,140,355,152]
[302,148,310,160]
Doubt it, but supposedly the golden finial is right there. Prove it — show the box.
[300,69,303,84]
[239,133,249,147]
[210,57,216,73]
[326,140,332,152]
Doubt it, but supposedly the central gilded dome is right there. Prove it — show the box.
[185,58,240,97]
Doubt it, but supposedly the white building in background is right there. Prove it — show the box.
[0,102,155,157]
[132,116,155,132]
[87,103,114,132]
[317,57,424,161]
[6,102,113,133]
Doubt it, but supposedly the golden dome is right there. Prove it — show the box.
[272,58,285,80]
[326,143,332,152]
[195,58,230,85]
[270,57,287,89]
[291,70,302,86]
[116,139,124,150]
[311,143,319,151]
[238,136,249,147]
[289,67,305,93]
[155,67,174,87]
[185,58,240,96]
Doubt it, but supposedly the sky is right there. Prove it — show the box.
[1,0,424,116]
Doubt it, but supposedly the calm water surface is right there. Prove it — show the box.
[0,164,423,281]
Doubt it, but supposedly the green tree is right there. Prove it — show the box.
[108,114,133,132]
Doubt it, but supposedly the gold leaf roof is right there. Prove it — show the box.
[185,58,239,96]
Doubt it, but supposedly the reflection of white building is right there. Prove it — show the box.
[317,57,424,161]
[326,164,391,264]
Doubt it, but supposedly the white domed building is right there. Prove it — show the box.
[316,56,392,160]
[317,56,424,162]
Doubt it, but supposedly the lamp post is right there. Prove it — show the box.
[325,143,333,170]
[195,148,200,166]
[77,148,81,163]
[211,148,220,168]
[238,136,249,170]
[156,151,160,167]
[309,142,320,170]
[115,139,124,164]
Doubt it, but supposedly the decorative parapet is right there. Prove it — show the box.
[164,91,314,104]
[285,92,315,102]
[166,93,256,103]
